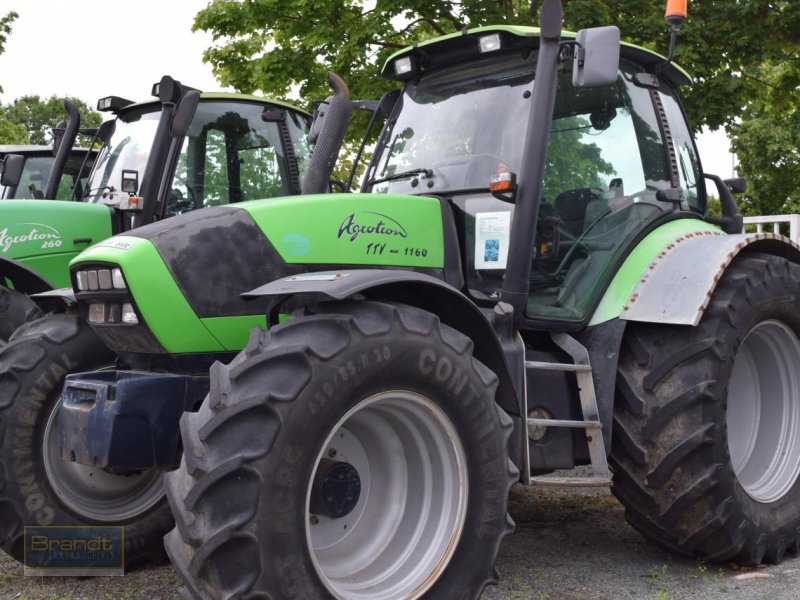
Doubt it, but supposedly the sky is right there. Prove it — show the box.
[0,0,736,178]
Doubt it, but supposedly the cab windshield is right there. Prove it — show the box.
[84,105,161,205]
[368,53,536,194]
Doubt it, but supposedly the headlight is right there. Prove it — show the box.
[74,267,127,291]
[87,302,138,325]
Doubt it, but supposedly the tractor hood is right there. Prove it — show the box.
[69,193,448,354]
[0,200,112,287]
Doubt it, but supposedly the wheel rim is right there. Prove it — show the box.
[727,320,800,503]
[305,390,468,600]
[43,400,165,521]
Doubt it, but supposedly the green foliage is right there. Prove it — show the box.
[0,11,18,94]
[1,96,103,145]
[194,0,800,210]
[0,117,27,144]
[730,61,800,216]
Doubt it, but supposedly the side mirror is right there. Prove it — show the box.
[0,154,25,188]
[170,90,201,138]
[573,26,621,88]
[724,177,747,194]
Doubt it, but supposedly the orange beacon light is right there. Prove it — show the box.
[665,0,688,26]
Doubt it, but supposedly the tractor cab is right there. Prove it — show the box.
[83,85,311,225]
[0,78,311,291]
[0,144,94,200]
[368,26,706,327]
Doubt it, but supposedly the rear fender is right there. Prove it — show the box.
[621,232,800,326]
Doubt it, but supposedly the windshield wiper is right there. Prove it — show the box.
[366,168,433,187]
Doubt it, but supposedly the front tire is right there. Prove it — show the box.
[0,313,173,565]
[0,287,42,343]
[165,301,517,599]
[611,253,800,564]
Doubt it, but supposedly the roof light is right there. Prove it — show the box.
[394,57,414,77]
[479,34,502,54]
[96,96,134,113]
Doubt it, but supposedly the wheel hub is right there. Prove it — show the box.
[310,459,361,519]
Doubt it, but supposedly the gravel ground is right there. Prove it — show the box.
[2,474,799,599]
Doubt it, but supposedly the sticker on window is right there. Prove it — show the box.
[475,211,511,270]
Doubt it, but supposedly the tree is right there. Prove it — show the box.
[194,0,800,206]
[731,61,800,216]
[0,11,25,143]
[0,10,18,95]
[1,96,103,145]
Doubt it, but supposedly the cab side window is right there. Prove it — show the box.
[659,90,704,211]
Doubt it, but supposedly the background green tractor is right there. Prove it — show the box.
[0,75,356,566]
[40,0,800,596]
[0,77,312,343]
[0,143,94,201]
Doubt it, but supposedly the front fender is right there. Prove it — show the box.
[621,232,800,326]
[0,256,53,294]
[244,269,521,416]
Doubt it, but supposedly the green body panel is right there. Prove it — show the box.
[70,236,224,353]
[382,25,692,81]
[1,200,112,287]
[240,193,445,268]
[589,218,722,326]
[202,315,267,350]
[71,193,446,355]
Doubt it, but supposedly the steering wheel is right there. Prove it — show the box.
[166,178,197,215]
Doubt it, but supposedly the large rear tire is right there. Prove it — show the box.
[165,301,517,599]
[611,253,800,564]
[0,313,173,566]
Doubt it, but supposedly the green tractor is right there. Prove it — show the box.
[0,143,94,201]
[0,78,313,343]
[0,76,360,565]
[27,0,800,595]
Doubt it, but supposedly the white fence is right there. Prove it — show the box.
[743,215,800,245]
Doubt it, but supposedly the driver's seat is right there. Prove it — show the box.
[554,188,596,236]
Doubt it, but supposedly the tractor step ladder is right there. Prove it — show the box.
[525,332,611,487]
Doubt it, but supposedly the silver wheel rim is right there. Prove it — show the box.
[43,400,165,521]
[727,320,800,503]
[305,390,468,600]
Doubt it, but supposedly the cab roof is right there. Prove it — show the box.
[381,25,691,87]
[116,93,310,118]
[0,145,92,156]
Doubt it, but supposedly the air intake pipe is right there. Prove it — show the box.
[302,72,353,194]
[45,99,81,199]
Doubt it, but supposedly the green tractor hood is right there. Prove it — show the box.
[1,200,112,287]
[69,193,447,353]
